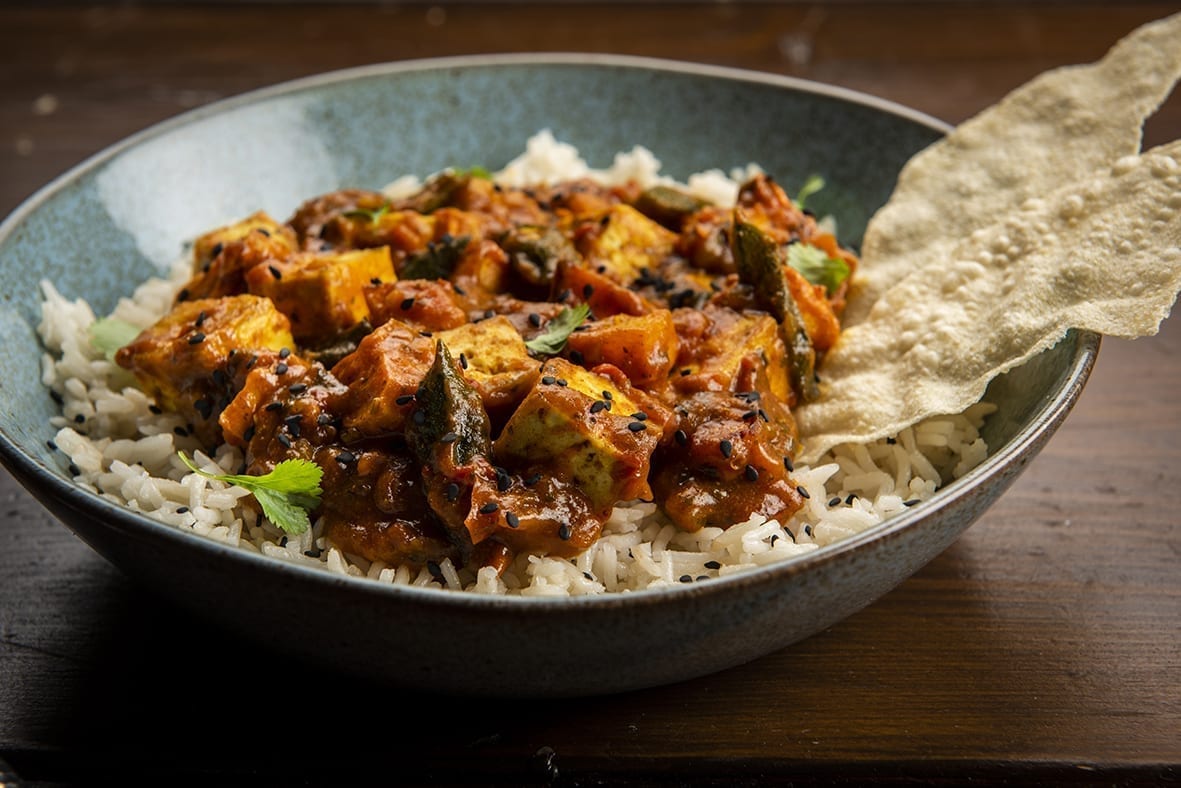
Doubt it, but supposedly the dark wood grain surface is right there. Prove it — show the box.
[2,3,1179,786]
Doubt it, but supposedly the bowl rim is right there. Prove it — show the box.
[0,52,1097,612]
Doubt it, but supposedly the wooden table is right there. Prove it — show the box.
[2,3,1179,785]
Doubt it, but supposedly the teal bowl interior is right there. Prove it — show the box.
[0,56,1095,697]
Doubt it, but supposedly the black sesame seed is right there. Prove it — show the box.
[444,482,460,502]
[49,390,64,405]
[370,277,382,285]
[541,375,557,385]
[758,409,769,422]
[459,353,468,370]
[427,561,444,582]
[210,242,223,258]
[744,464,759,482]
[277,433,292,448]
[784,527,796,541]
[783,456,795,472]
[177,288,190,302]
[590,401,608,414]
[569,349,584,365]
[275,363,289,375]
[269,265,282,279]
[194,398,213,419]
[400,297,416,311]
[804,524,814,537]
[288,383,307,395]
[68,463,80,476]
[845,493,858,505]
[630,412,647,421]
[483,309,495,320]
[316,413,333,426]
[719,440,733,458]
[46,439,57,451]
[674,429,688,446]
[582,284,594,298]
[556,378,567,387]
[337,450,356,464]
[558,523,572,541]
[679,575,693,583]
[419,331,433,338]
[243,424,256,442]
[505,511,520,528]
[602,390,613,401]
[704,560,722,570]
[257,228,271,237]
[680,368,691,376]
[903,498,921,507]
[148,404,162,414]
[265,401,283,412]
[524,473,542,487]
[412,410,426,425]
[479,501,499,515]
[770,534,780,545]
[173,426,188,437]
[73,413,85,424]
[796,485,810,499]
[886,436,897,445]
[439,432,459,444]
[279,536,288,547]
[495,467,511,492]
[557,288,572,302]
[627,421,646,432]
[528,312,542,328]
[187,332,205,345]
[828,497,842,507]
[584,572,594,581]
[279,347,291,359]
[195,310,207,327]
[176,506,189,514]
[742,410,758,421]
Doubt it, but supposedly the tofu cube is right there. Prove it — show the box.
[183,211,297,300]
[563,310,679,388]
[675,306,791,403]
[492,358,666,513]
[576,203,677,285]
[436,316,539,418]
[245,246,395,340]
[330,318,436,440]
[114,294,294,445]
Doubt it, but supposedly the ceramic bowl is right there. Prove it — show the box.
[0,55,1097,697]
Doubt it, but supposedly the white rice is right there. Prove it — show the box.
[37,131,995,596]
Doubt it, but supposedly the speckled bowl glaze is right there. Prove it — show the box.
[0,55,1098,697]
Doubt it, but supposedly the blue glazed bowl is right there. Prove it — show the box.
[0,55,1097,697]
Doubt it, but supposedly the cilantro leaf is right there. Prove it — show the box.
[795,174,825,210]
[89,317,141,360]
[787,243,850,296]
[178,451,323,535]
[456,165,492,180]
[342,203,390,223]
[525,303,590,355]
